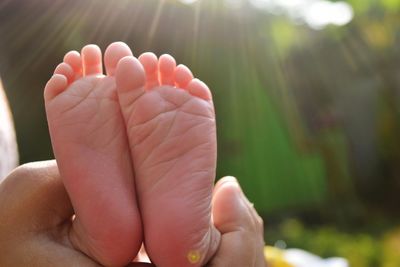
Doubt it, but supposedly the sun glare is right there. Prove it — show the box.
[179,0,200,4]
[249,0,354,29]
[190,0,356,29]
[304,1,353,29]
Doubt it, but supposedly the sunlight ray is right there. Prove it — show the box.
[148,0,167,46]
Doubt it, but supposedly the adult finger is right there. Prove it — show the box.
[207,176,266,267]
[0,160,102,267]
[239,184,266,267]
[0,160,74,234]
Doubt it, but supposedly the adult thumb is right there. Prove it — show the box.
[208,176,265,267]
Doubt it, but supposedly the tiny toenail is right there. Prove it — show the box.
[187,250,201,264]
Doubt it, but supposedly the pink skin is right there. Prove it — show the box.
[44,43,142,267]
[45,41,219,267]
[115,52,220,267]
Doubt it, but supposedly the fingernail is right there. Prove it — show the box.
[228,176,244,195]
[222,178,247,211]
[219,176,240,190]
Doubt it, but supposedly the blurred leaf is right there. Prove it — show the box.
[347,0,375,14]
[382,0,400,12]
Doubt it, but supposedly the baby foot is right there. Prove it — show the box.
[115,53,220,267]
[44,43,142,266]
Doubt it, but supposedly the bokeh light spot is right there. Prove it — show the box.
[179,0,200,5]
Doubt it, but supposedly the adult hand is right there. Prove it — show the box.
[0,160,150,267]
[0,161,265,266]
[207,176,266,267]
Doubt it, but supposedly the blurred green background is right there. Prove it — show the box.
[2,0,400,265]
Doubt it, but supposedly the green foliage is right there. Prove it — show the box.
[347,0,376,14]
[382,0,400,12]
[272,219,400,267]
[269,19,299,57]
